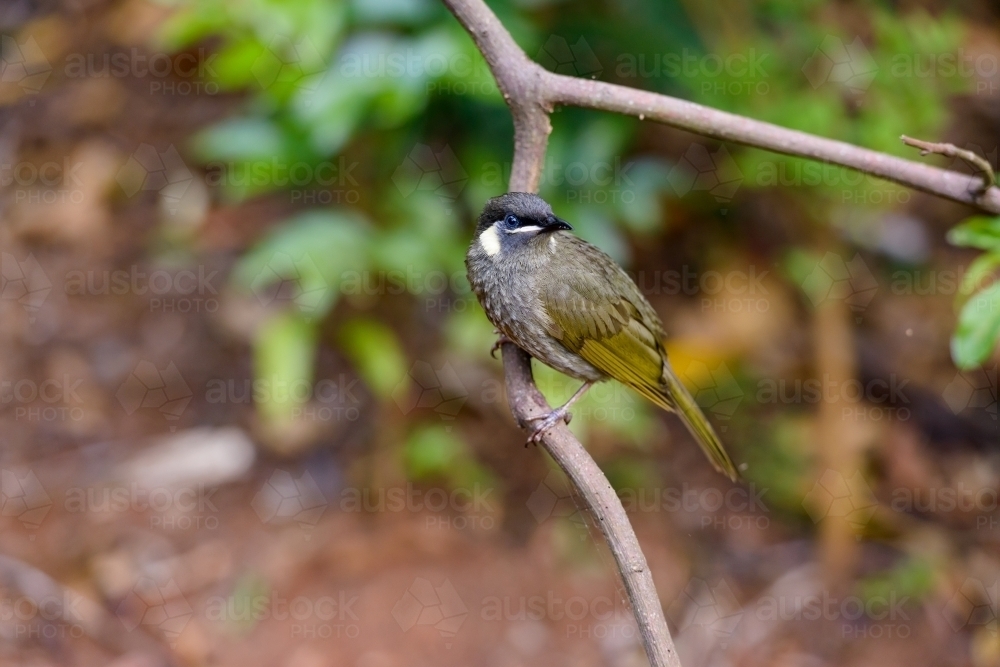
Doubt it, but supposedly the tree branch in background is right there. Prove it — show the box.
[441,0,1000,665]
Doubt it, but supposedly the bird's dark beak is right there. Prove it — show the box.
[542,216,573,232]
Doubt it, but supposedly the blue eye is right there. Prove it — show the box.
[504,214,519,228]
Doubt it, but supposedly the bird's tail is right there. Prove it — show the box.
[656,365,740,482]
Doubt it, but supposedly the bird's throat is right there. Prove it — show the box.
[479,224,501,257]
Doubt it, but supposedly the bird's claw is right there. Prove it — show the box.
[524,408,573,447]
[490,333,513,359]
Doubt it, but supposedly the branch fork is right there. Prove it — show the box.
[441,1,1000,665]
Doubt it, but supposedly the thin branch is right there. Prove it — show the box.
[441,1,1000,666]
[443,1,682,665]
[500,343,682,667]
[444,0,1000,213]
[901,135,996,196]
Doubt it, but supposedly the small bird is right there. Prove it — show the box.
[466,192,739,481]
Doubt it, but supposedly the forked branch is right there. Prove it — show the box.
[441,1,1000,666]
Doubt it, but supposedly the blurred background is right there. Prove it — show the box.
[0,0,999,665]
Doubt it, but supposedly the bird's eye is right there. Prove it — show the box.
[503,214,519,228]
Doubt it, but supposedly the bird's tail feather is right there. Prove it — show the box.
[651,366,740,482]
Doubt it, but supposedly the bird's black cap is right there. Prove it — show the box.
[476,192,570,234]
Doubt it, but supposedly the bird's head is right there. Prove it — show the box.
[474,192,573,258]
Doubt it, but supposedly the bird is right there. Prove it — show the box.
[465,192,739,481]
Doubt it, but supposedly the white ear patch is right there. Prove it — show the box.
[479,223,501,257]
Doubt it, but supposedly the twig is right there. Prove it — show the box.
[440,1,1000,665]
[901,135,996,196]
[500,343,681,667]
[443,2,681,665]
[443,0,1000,214]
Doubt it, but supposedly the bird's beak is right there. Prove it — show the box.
[542,215,573,232]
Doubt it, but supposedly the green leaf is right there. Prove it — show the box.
[947,216,1000,251]
[253,311,319,423]
[338,318,407,400]
[951,281,1000,369]
[957,251,1000,303]
[191,118,287,162]
[233,210,371,318]
[404,424,465,480]
[402,424,496,492]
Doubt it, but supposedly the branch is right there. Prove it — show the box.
[501,343,682,667]
[444,2,681,665]
[444,0,1000,212]
[442,1,1000,665]
[901,135,996,196]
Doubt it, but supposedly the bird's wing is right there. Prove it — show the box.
[540,241,740,481]
[540,247,669,403]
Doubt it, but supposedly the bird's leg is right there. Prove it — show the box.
[526,381,594,446]
[490,331,513,359]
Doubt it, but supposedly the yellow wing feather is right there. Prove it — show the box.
[541,246,739,481]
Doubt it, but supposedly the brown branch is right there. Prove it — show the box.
[443,1,681,665]
[442,1,1000,665]
[901,135,996,196]
[500,343,682,667]
[444,0,1000,213]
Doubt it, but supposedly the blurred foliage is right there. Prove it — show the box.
[858,555,936,606]
[150,0,996,525]
[948,215,1000,368]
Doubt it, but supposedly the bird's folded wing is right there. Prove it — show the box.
[542,274,671,407]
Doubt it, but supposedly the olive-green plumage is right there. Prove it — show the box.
[466,192,739,481]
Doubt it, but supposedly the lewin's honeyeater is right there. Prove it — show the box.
[466,192,739,481]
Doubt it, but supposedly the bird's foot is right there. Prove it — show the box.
[525,407,573,447]
[490,332,513,359]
